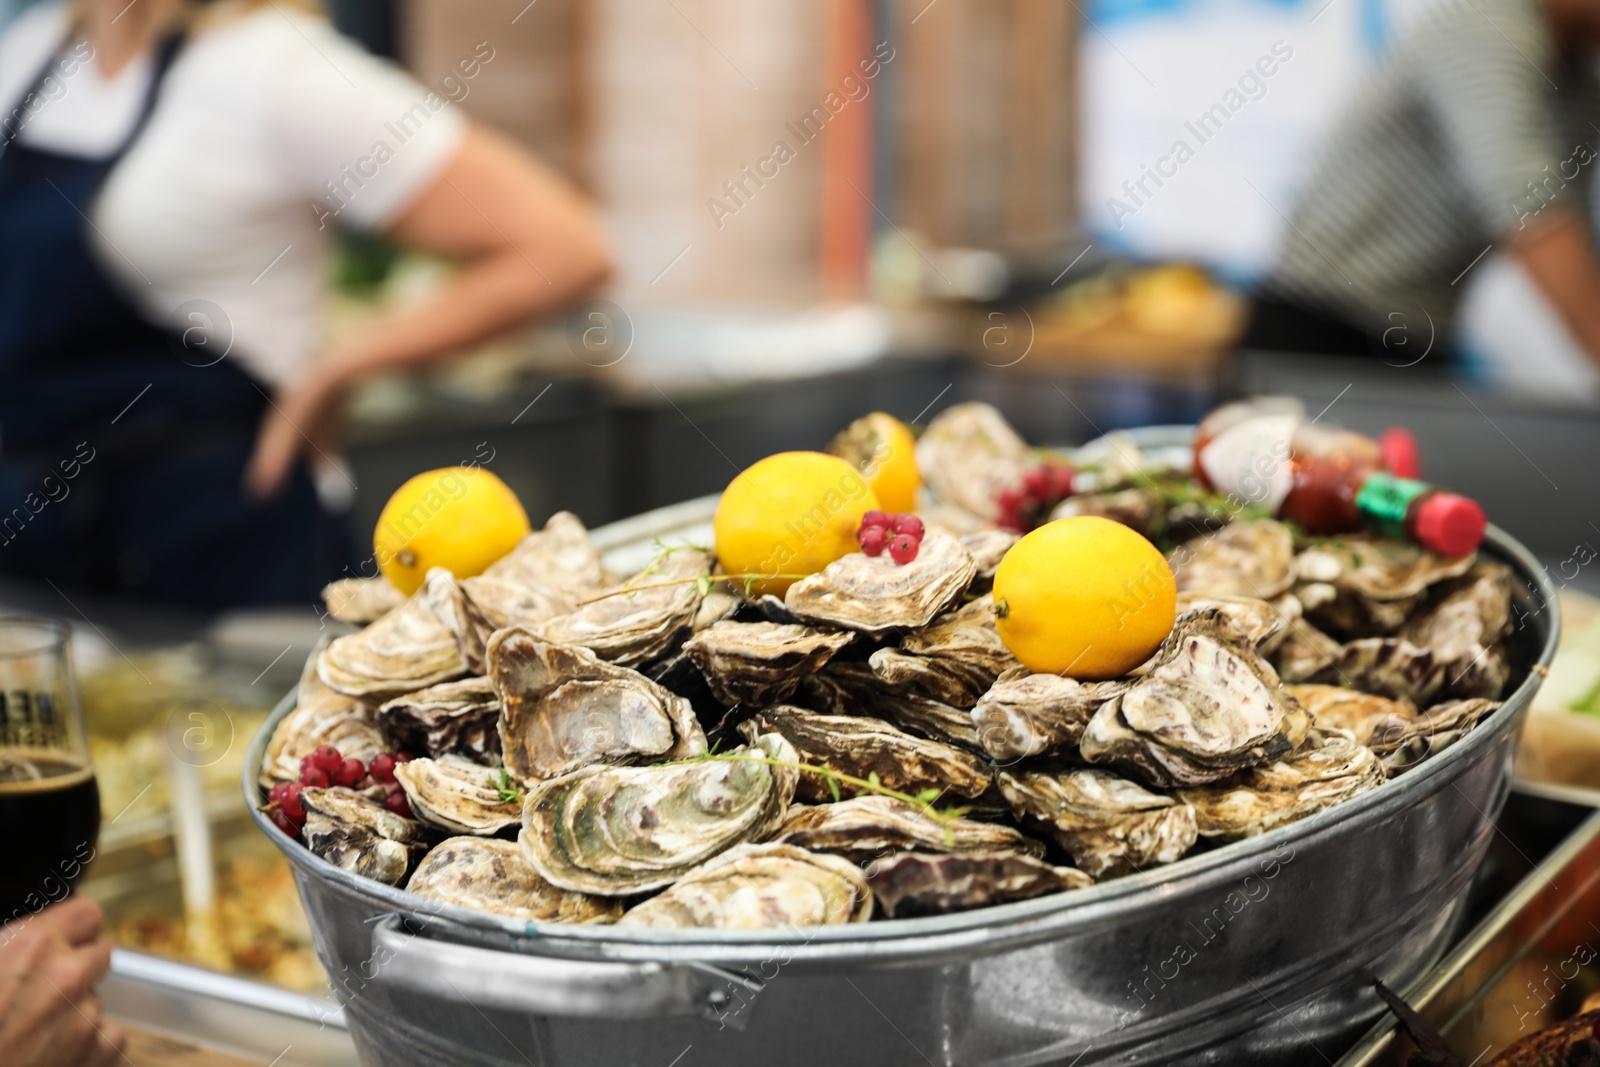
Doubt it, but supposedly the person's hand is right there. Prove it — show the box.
[244,368,347,500]
[0,897,125,1067]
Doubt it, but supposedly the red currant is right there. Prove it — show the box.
[1048,464,1075,499]
[368,752,398,784]
[270,808,300,838]
[383,789,414,818]
[891,515,925,540]
[268,782,290,805]
[310,745,343,774]
[858,526,888,556]
[1023,468,1050,499]
[334,758,367,788]
[860,509,890,530]
[281,782,307,822]
[395,751,416,763]
[889,534,919,564]
[299,766,329,789]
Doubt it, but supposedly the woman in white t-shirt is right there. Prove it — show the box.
[0,0,609,608]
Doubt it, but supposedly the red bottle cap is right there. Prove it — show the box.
[1379,428,1421,479]
[1413,493,1486,556]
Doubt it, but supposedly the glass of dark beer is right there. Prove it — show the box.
[0,618,99,925]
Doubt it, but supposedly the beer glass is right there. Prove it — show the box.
[0,618,100,923]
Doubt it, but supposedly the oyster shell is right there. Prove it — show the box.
[261,689,385,785]
[299,787,431,886]
[1366,698,1500,774]
[1308,638,1444,706]
[405,837,623,923]
[1272,617,1344,682]
[461,574,576,632]
[682,621,853,708]
[997,767,1197,879]
[1295,536,1476,638]
[1053,487,1160,538]
[1169,520,1295,600]
[867,595,1021,709]
[797,659,882,716]
[318,596,467,700]
[971,672,1128,763]
[537,548,711,667]
[518,734,798,896]
[866,851,1093,918]
[378,676,501,764]
[1400,564,1513,700]
[959,529,1019,593]
[617,843,872,929]
[795,660,982,750]
[1178,730,1384,840]
[1080,609,1309,787]
[1283,684,1417,745]
[769,795,1045,864]
[322,576,405,625]
[740,707,993,803]
[393,756,522,835]
[488,628,706,781]
[784,529,977,635]
[477,511,609,598]
[419,568,496,674]
[915,402,1031,522]
[1173,593,1289,651]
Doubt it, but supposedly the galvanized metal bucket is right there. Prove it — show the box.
[246,447,1559,1067]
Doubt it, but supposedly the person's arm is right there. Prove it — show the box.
[0,898,123,1067]
[244,124,611,498]
[1510,211,1600,367]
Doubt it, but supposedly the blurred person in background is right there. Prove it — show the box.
[1242,0,1600,373]
[0,897,122,1067]
[0,0,610,609]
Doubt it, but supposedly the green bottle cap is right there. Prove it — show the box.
[1355,473,1431,541]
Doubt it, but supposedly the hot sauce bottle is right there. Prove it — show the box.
[1191,399,1486,556]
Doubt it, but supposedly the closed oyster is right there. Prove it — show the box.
[378,676,501,764]
[1053,487,1160,538]
[1173,593,1290,651]
[477,511,608,598]
[959,529,1019,593]
[867,851,1093,918]
[1080,610,1308,787]
[1366,698,1500,774]
[682,621,852,708]
[740,707,993,803]
[405,837,622,923]
[915,402,1031,522]
[971,672,1128,763]
[1283,684,1417,744]
[617,843,872,929]
[997,767,1197,879]
[1272,617,1344,682]
[1179,731,1385,840]
[319,597,467,700]
[1169,520,1295,600]
[300,787,431,886]
[868,595,1020,709]
[1400,564,1513,700]
[1295,537,1476,638]
[419,568,495,674]
[797,659,882,716]
[537,548,710,667]
[322,576,405,625]
[795,659,981,750]
[518,734,798,896]
[393,756,522,835]
[785,529,977,635]
[488,629,706,781]
[1309,638,1444,706]
[461,574,576,632]
[261,689,385,785]
[769,796,1045,864]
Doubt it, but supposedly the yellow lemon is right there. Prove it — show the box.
[374,467,530,595]
[992,516,1175,680]
[827,412,922,514]
[714,451,880,598]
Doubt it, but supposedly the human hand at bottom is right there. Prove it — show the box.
[0,897,125,1067]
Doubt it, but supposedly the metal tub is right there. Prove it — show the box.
[245,488,1559,1067]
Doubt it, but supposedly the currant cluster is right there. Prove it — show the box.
[995,462,1075,533]
[266,744,417,838]
[857,509,925,564]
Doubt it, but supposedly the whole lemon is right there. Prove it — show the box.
[714,451,880,598]
[827,412,922,513]
[374,467,530,595]
[992,516,1176,679]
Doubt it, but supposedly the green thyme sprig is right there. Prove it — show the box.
[489,768,521,804]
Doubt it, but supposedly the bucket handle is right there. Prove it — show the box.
[368,915,762,1027]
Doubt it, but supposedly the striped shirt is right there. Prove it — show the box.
[1269,0,1600,339]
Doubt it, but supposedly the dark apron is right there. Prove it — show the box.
[0,34,353,609]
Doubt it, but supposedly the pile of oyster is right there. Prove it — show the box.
[261,405,1518,931]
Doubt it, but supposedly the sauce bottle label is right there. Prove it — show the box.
[1196,414,1297,514]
